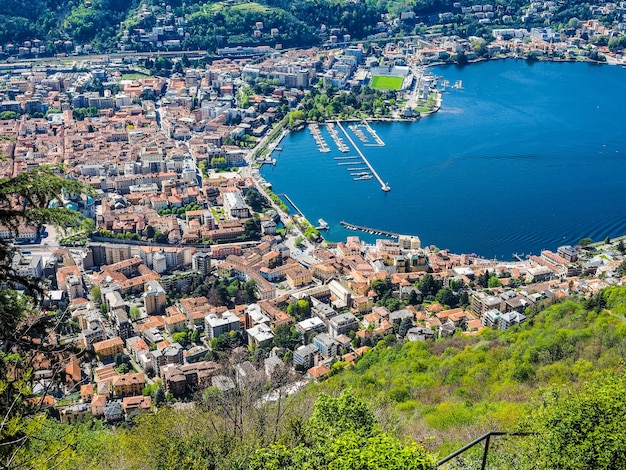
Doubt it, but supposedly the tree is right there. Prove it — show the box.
[172,331,189,346]
[272,324,301,350]
[129,306,141,321]
[154,231,168,244]
[521,374,626,469]
[488,276,502,288]
[436,287,458,308]
[579,237,593,247]
[618,240,625,254]
[145,224,155,239]
[249,390,437,470]
[294,236,304,248]
[244,216,261,240]
[90,285,101,304]
[407,290,422,306]
[418,274,441,297]
[244,187,267,213]
[286,298,311,322]
[0,164,90,467]
[398,317,413,337]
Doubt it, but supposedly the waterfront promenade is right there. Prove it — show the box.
[336,121,390,192]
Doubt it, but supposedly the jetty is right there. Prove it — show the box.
[277,193,304,217]
[336,121,390,192]
[316,218,329,230]
[334,156,359,160]
[362,120,384,146]
[340,220,400,239]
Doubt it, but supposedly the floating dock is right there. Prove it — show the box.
[327,122,350,152]
[349,124,370,143]
[334,156,359,160]
[309,123,331,153]
[340,220,400,238]
[336,121,390,192]
[316,218,329,230]
[362,120,385,146]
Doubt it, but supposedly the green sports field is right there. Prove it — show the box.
[370,75,404,90]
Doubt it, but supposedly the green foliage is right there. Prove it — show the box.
[521,373,626,469]
[245,187,269,213]
[244,216,262,240]
[211,330,245,352]
[250,390,436,470]
[129,306,141,321]
[579,237,593,247]
[286,298,311,322]
[265,189,289,213]
[90,285,101,303]
[294,236,304,249]
[313,290,626,452]
[298,85,397,121]
[272,324,302,350]
[172,331,190,346]
[488,276,502,288]
[72,107,99,121]
[0,111,20,120]
[0,164,91,467]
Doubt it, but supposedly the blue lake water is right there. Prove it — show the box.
[261,60,626,259]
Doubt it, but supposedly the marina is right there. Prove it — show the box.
[362,120,385,146]
[309,123,330,153]
[349,124,370,143]
[327,122,350,152]
[336,121,390,192]
[261,61,626,258]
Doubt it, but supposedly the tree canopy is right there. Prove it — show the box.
[0,165,90,467]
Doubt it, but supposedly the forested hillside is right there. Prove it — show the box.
[12,286,626,469]
[0,0,609,54]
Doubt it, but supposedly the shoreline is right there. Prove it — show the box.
[259,59,625,261]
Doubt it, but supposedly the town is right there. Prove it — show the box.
[1,28,626,426]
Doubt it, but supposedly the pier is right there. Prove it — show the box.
[340,220,400,239]
[327,122,350,152]
[336,121,390,192]
[309,124,330,153]
[334,156,359,160]
[362,120,385,146]
[349,124,370,143]
[277,193,305,217]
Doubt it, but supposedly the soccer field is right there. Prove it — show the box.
[370,75,404,90]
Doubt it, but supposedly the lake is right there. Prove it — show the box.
[261,60,626,259]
